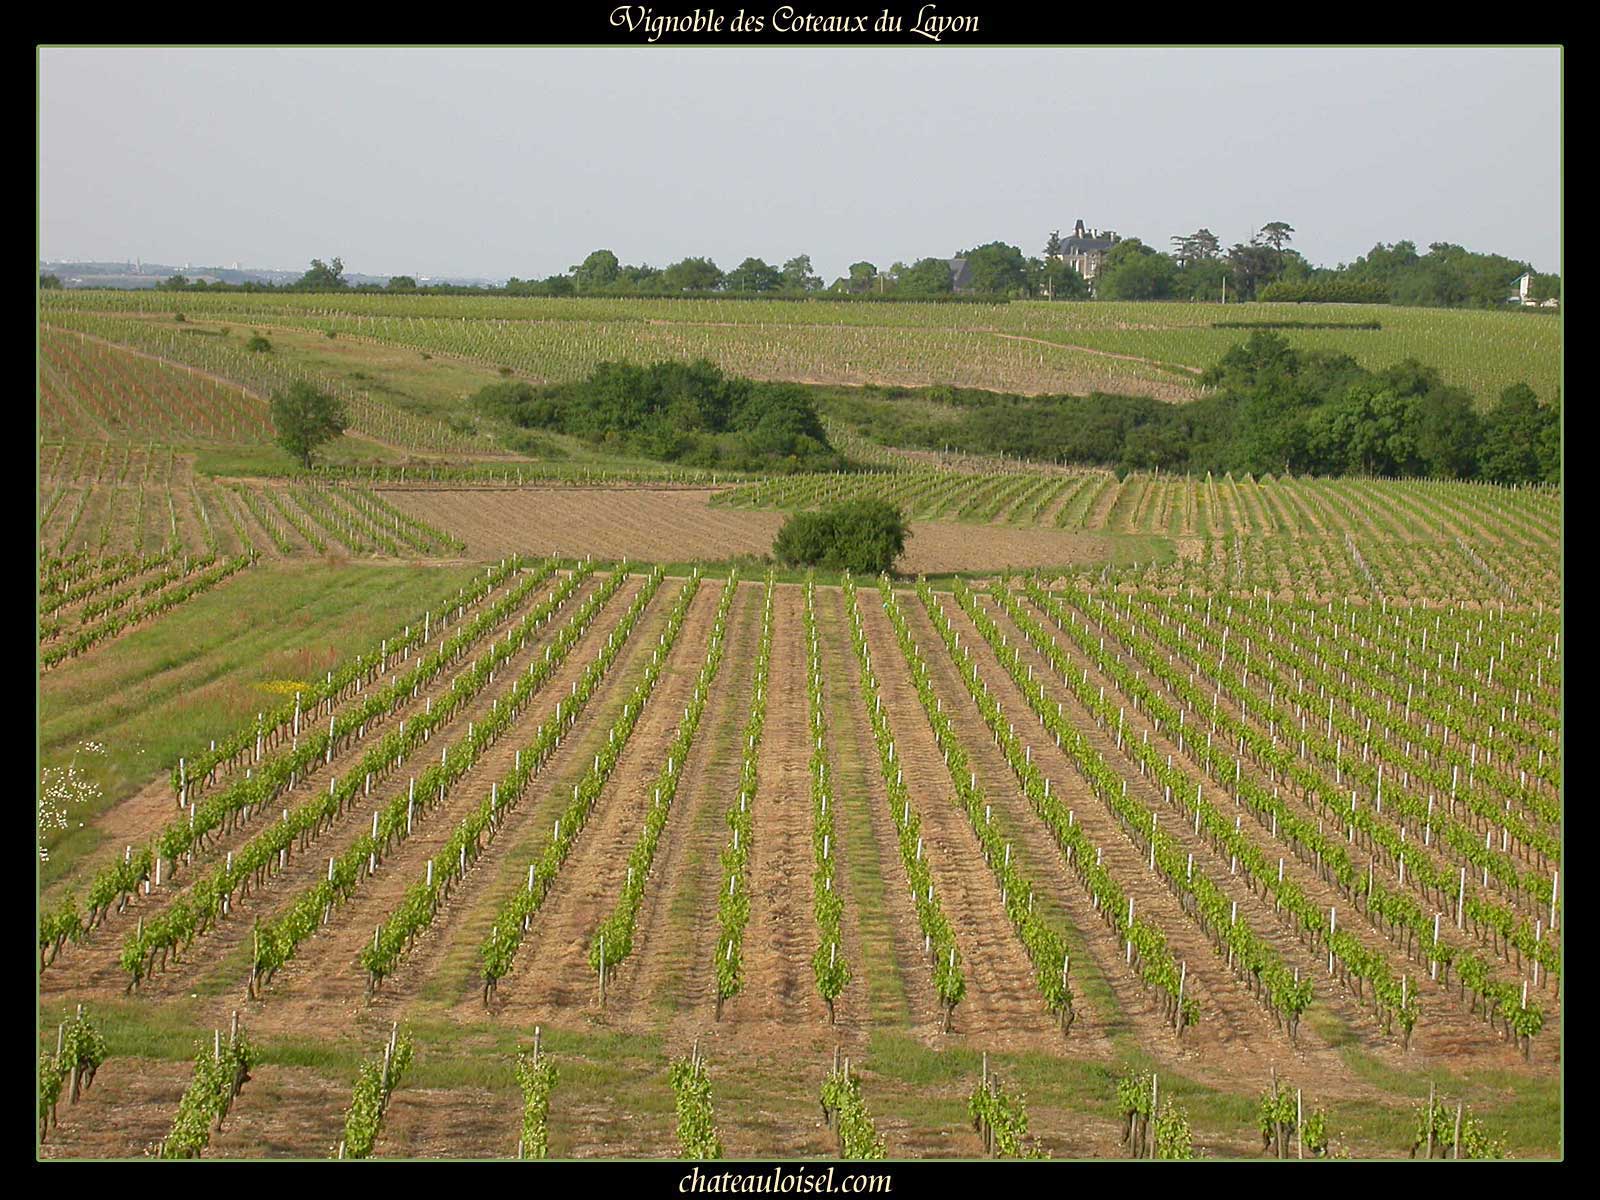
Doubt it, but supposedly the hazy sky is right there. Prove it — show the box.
[39,47,1561,280]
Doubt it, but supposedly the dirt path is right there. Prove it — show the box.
[489,582,726,1019]
[893,595,1128,1059]
[39,484,86,552]
[250,578,632,1026]
[1083,477,1123,531]
[252,486,319,556]
[206,484,278,558]
[605,585,762,1028]
[41,324,267,404]
[192,481,248,558]
[403,577,677,1018]
[58,486,113,558]
[814,588,931,1036]
[917,588,1308,1077]
[999,475,1071,528]
[380,487,1116,575]
[734,587,830,1029]
[37,322,415,460]
[854,595,1060,1045]
[170,480,213,557]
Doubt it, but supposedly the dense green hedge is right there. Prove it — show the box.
[472,360,844,474]
[1258,279,1391,303]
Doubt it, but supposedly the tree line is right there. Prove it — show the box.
[820,332,1559,485]
[123,228,1557,309]
[470,359,843,475]
[1097,225,1557,307]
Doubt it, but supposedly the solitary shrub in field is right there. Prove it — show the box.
[270,380,349,469]
[773,499,909,574]
[246,334,272,353]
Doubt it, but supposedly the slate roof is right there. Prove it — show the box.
[1059,235,1117,256]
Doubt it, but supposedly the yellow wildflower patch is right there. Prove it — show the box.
[257,679,312,696]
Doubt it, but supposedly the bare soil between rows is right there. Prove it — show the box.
[37,581,1559,1160]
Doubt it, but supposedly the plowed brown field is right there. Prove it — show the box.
[378,488,1112,574]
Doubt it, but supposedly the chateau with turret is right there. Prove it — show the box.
[1049,219,1120,285]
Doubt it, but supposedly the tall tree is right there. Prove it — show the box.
[1097,239,1177,300]
[293,257,347,290]
[1172,228,1221,265]
[573,249,621,290]
[772,499,909,573]
[662,257,724,292]
[1413,386,1483,479]
[1311,382,1424,477]
[1041,260,1090,300]
[619,263,664,291]
[847,261,879,293]
[1227,241,1280,300]
[1043,230,1063,260]
[897,257,955,296]
[725,257,783,293]
[1259,222,1296,253]
[781,255,822,292]
[957,242,1027,296]
[271,381,349,469]
[1173,256,1230,301]
[1478,383,1558,484]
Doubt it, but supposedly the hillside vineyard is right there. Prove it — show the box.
[37,286,1560,1160]
[40,557,1560,1157]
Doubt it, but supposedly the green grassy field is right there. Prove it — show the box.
[38,560,480,886]
[41,292,1561,408]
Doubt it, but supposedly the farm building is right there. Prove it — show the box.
[1509,271,1558,307]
